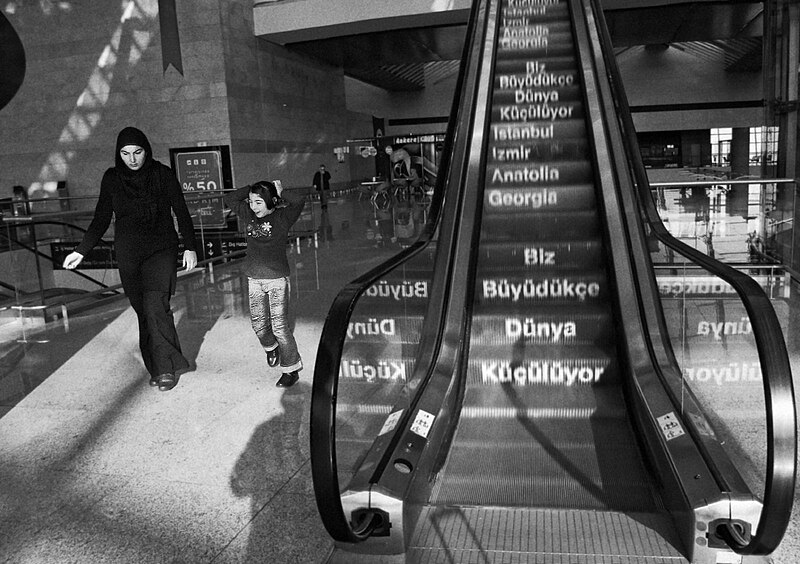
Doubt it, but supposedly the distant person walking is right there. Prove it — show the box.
[224,180,305,387]
[62,126,198,392]
[312,164,331,209]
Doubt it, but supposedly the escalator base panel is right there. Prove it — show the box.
[408,506,685,563]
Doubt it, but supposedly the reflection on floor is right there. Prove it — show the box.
[1,188,799,563]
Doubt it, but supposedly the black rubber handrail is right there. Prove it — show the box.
[589,0,797,553]
[308,0,491,543]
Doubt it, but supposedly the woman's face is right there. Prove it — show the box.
[119,144,145,171]
[248,194,272,218]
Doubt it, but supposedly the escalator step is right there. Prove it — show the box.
[476,240,604,270]
[461,383,627,411]
[459,404,626,422]
[468,342,616,361]
[491,101,584,125]
[486,160,594,186]
[492,83,582,105]
[498,27,574,45]
[489,119,587,146]
[489,136,590,161]
[465,354,618,388]
[482,183,597,214]
[475,271,608,306]
[496,3,569,27]
[470,306,614,346]
[409,506,682,561]
[498,19,571,36]
[437,439,654,481]
[481,209,601,239]
[496,36,574,59]
[432,426,657,510]
[431,468,658,510]
[494,54,577,74]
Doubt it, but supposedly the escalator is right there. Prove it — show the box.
[432,0,662,523]
[310,0,796,561]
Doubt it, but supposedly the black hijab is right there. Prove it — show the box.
[114,126,156,197]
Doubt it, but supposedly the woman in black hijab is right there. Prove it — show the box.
[63,126,198,391]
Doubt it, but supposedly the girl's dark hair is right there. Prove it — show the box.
[249,181,279,209]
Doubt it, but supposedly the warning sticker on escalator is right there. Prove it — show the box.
[379,410,404,436]
[410,410,435,439]
[657,412,686,441]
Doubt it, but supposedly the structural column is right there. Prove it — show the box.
[729,127,750,178]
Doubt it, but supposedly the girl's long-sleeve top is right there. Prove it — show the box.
[76,161,197,257]
[223,185,305,279]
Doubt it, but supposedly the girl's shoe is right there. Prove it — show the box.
[266,349,280,367]
[276,371,299,387]
[149,375,159,387]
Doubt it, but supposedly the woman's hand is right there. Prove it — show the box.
[183,250,198,271]
[63,251,84,270]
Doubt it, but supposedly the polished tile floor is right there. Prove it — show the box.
[1,189,799,563]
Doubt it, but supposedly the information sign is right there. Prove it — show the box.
[169,145,233,229]
[174,150,222,192]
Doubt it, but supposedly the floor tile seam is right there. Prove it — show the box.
[251,457,312,515]
[207,458,314,563]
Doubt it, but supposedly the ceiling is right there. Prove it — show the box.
[280,2,765,91]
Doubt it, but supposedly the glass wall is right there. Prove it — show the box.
[710,126,780,167]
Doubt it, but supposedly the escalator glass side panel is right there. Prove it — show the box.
[651,251,770,501]
[430,0,663,514]
[334,245,437,492]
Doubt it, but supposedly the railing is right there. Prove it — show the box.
[0,186,322,306]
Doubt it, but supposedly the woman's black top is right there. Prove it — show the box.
[76,161,197,257]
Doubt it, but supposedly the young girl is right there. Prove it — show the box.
[224,180,305,387]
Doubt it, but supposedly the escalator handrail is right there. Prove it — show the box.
[588,0,797,552]
[308,0,491,543]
